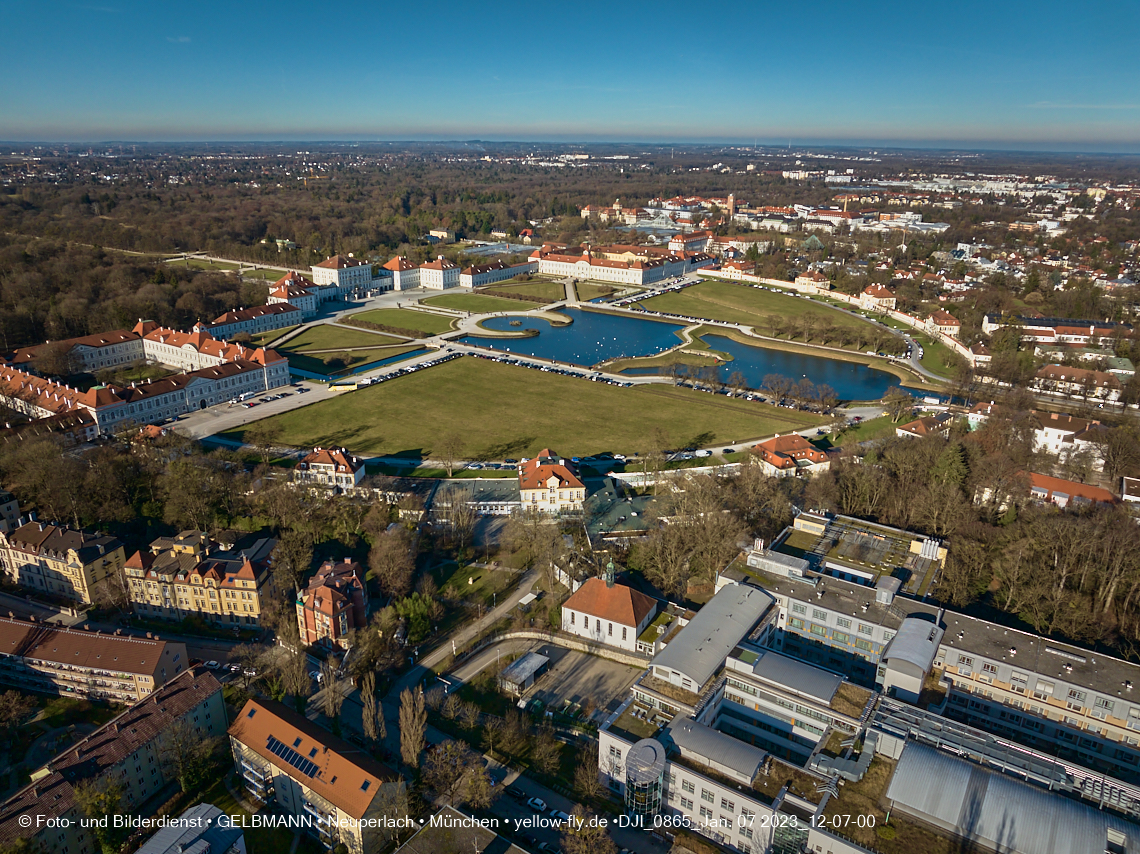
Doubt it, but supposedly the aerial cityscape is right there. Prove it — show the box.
[2,4,1140,854]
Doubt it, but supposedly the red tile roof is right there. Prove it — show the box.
[518,449,583,490]
[1026,472,1118,506]
[314,255,367,269]
[563,578,656,627]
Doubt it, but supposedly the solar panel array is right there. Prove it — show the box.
[266,735,320,778]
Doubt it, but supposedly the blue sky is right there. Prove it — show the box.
[3,0,1139,150]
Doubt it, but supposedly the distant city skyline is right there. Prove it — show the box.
[3,0,1139,152]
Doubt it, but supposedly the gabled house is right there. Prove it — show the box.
[295,447,365,490]
[518,449,586,513]
[297,559,368,649]
[896,412,954,439]
[750,434,830,477]
[561,576,657,652]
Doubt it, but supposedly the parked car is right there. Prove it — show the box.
[204,660,220,669]
[526,797,547,812]
[549,809,572,822]
[506,785,526,802]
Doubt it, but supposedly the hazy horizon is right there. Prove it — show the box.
[4,0,1138,152]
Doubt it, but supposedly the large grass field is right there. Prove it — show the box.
[641,280,881,338]
[486,280,567,302]
[344,308,456,335]
[276,324,407,352]
[422,293,529,313]
[224,357,823,458]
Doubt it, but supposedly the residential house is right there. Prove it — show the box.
[0,491,17,534]
[860,284,896,311]
[297,560,368,649]
[561,576,657,653]
[924,310,961,337]
[895,412,954,439]
[0,520,125,604]
[124,531,275,628]
[749,434,830,477]
[794,270,830,292]
[294,447,365,490]
[0,615,188,701]
[229,699,404,854]
[0,668,224,854]
[1033,364,1121,403]
[518,449,586,513]
[1024,472,1118,509]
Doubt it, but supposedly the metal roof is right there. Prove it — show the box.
[651,584,773,687]
[886,743,1140,854]
[134,804,242,854]
[881,616,944,674]
[499,651,548,685]
[666,719,767,783]
[751,650,841,704]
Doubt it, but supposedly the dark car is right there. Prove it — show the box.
[506,785,527,802]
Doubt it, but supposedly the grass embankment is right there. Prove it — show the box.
[274,324,420,374]
[342,308,457,336]
[574,282,616,300]
[225,357,823,458]
[421,293,528,313]
[248,325,298,347]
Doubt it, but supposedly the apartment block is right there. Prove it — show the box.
[229,699,404,854]
[0,616,187,702]
[0,668,225,854]
[125,531,275,627]
[0,520,124,604]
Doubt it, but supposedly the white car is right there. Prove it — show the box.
[204,660,220,669]
[526,797,547,812]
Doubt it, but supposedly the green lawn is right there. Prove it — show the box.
[283,346,421,375]
[914,335,961,379]
[249,325,298,346]
[486,280,567,302]
[816,415,897,447]
[421,293,530,313]
[575,282,616,300]
[641,280,880,339]
[277,324,407,352]
[343,308,456,335]
[224,357,823,458]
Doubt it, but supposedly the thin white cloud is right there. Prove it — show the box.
[166,36,192,43]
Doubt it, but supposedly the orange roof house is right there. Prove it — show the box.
[750,434,830,477]
[561,577,657,651]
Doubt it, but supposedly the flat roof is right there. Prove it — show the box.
[650,584,773,688]
[665,719,766,783]
[750,650,841,705]
[886,743,1140,854]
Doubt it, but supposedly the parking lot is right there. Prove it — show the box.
[523,643,644,722]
